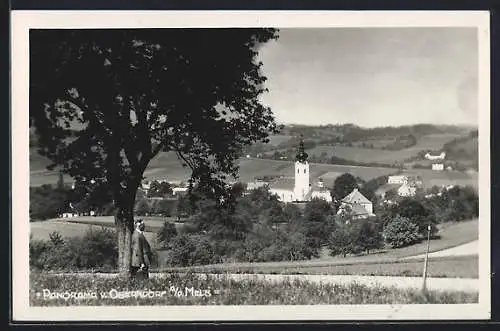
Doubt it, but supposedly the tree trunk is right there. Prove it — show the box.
[115,205,134,276]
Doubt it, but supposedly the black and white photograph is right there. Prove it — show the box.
[11,11,490,321]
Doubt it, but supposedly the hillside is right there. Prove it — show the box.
[29,123,479,188]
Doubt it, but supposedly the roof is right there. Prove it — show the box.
[339,202,369,216]
[375,183,400,195]
[341,188,372,205]
[269,177,295,190]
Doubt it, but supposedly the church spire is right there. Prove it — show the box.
[296,134,308,163]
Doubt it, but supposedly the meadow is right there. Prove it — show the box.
[30,217,478,277]
[30,149,399,187]
[30,271,478,306]
[161,256,478,279]
[306,133,465,165]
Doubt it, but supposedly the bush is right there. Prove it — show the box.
[383,216,420,248]
[328,224,352,257]
[162,234,219,267]
[391,198,438,238]
[30,185,71,220]
[29,227,118,271]
[350,219,384,254]
[156,221,178,249]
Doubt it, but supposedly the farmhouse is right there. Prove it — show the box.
[246,180,269,191]
[425,151,446,160]
[397,182,417,197]
[387,175,408,184]
[248,137,332,203]
[172,187,189,196]
[337,188,375,219]
[432,163,445,171]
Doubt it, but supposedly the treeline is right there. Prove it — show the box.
[283,123,467,144]
[30,180,114,221]
[29,173,479,271]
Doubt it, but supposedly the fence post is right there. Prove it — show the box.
[422,224,431,293]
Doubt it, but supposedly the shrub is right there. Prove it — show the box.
[30,185,71,220]
[162,234,219,267]
[383,216,420,248]
[156,221,178,249]
[350,219,384,254]
[328,224,352,257]
[29,227,118,271]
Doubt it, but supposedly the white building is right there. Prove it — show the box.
[387,175,408,185]
[265,137,332,203]
[425,151,446,160]
[337,188,375,219]
[397,182,417,197]
[246,180,269,191]
[432,163,445,171]
[172,187,189,196]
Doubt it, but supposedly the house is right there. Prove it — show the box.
[172,187,189,196]
[246,180,269,191]
[337,188,374,219]
[387,175,408,185]
[397,182,417,197]
[432,163,444,171]
[425,151,446,160]
[337,202,373,220]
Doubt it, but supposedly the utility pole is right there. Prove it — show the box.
[422,224,432,293]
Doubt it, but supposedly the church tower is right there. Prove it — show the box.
[294,135,310,201]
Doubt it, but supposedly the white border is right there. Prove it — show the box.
[11,11,491,321]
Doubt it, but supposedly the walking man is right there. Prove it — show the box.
[130,219,152,280]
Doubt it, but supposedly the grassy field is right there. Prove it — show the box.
[31,216,478,277]
[30,218,160,249]
[30,131,477,189]
[30,271,478,306]
[267,134,293,146]
[306,133,465,165]
[30,150,399,187]
[159,256,478,279]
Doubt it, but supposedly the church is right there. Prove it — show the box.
[266,137,333,203]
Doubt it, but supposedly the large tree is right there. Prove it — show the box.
[332,173,358,200]
[30,29,280,274]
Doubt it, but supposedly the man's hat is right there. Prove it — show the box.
[135,219,144,225]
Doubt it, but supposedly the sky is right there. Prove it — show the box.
[257,28,478,128]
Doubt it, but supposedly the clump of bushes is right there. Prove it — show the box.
[328,218,383,257]
[29,227,118,271]
[382,216,420,248]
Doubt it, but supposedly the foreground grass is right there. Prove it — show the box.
[158,256,478,279]
[30,272,477,306]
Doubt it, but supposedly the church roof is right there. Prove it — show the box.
[341,188,372,204]
[269,177,295,190]
[295,135,308,163]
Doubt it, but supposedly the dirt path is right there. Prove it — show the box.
[402,240,478,260]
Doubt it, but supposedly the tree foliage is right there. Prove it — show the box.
[382,216,420,248]
[391,198,438,237]
[147,181,173,197]
[332,173,358,200]
[30,29,280,272]
[30,184,71,220]
[156,221,178,249]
